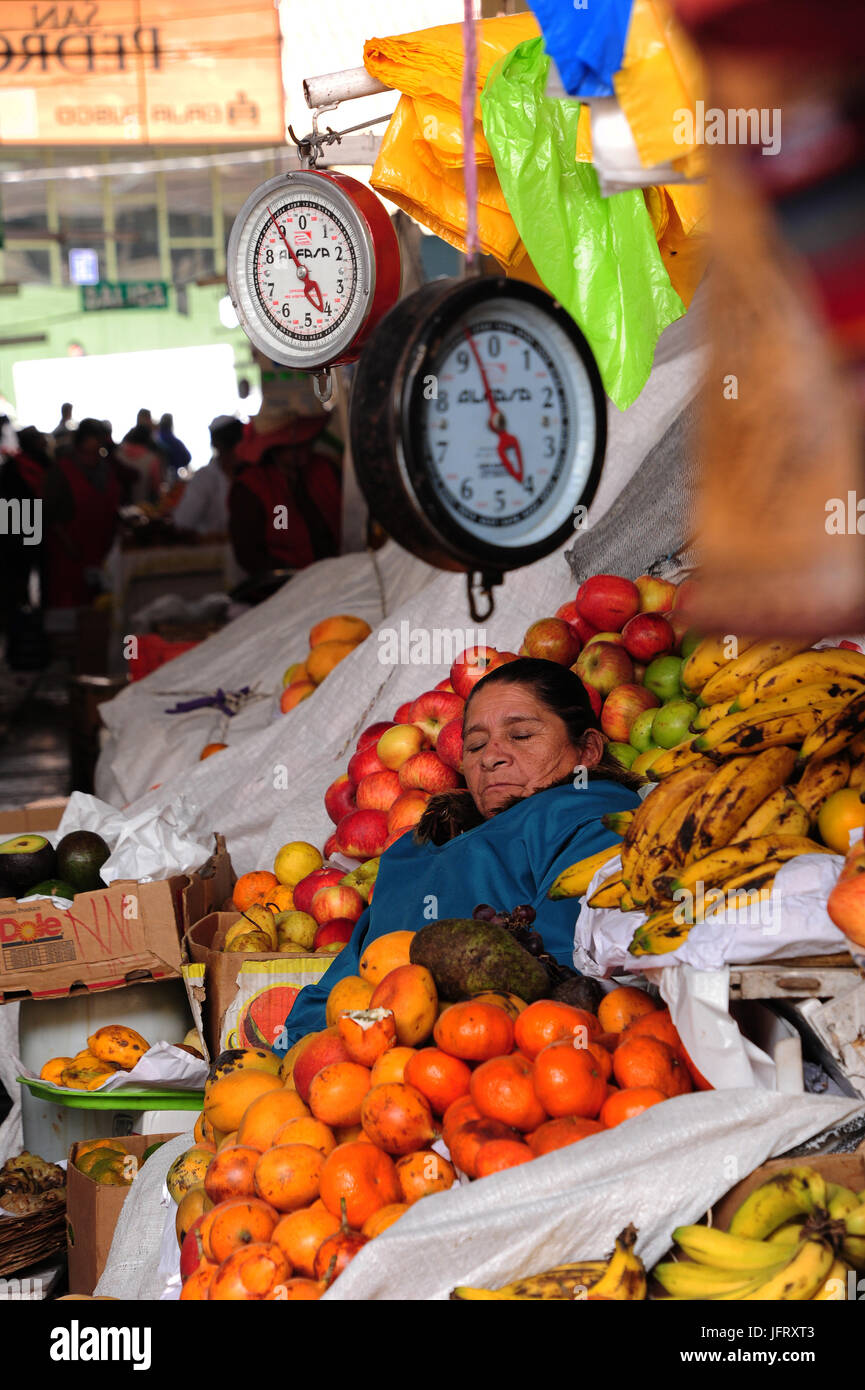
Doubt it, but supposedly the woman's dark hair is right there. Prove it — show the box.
[463,656,644,790]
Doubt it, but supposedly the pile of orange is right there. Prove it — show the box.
[280,614,372,715]
[176,938,709,1300]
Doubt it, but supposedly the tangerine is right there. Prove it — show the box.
[612,1036,692,1098]
[395,1150,455,1204]
[319,1141,401,1228]
[527,1116,606,1155]
[362,1203,409,1237]
[253,1143,326,1213]
[271,1203,340,1278]
[233,871,279,914]
[404,1047,472,1115]
[308,1061,372,1126]
[470,1053,547,1131]
[360,1082,437,1154]
[474,1139,534,1177]
[433,1000,514,1062]
[268,1277,325,1300]
[514,1000,600,1059]
[370,1046,416,1086]
[441,1094,483,1148]
[532,1040,607,1119]
[448,1118,520,1178]
[597,985,659,1034]
[600,1086,668,1127]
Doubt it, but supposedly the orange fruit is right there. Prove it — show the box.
[527,1116,606,1155]
[272,1203,340,1277]
[621,1008,685,1059]
[395,1150,455,1204]
[404,1047,472,1115]
[268,1277,325,1300]
[474,1139,534,1177]
[180,1264,218,1299]
[203,1146,259,1204]
[612,1036,692,1098]
[448,1119,520,1178]
[200,742,227,759]
[337,1008,398,1067]
[202,1197,279,1265]
[306,639,359,684]
[193,1112,215,1146]
[433,1000,514,1062]
[309,615,372,648]
[362,1203,409,1237]
[233,871,280,914]
[208,1241,290,1300]
[370,1046,416,1086]
[514,1000,600,1059]
[319,1141,401,1228]
[203,1069,283,1134]
[326,975,374,1026]
[470,991,526,1020]
[600,1086,668,1127]
[441,1094,483,1148]
[360,1082,437,1155]
[280,681,316,712]
[253,1143,326,1213]
[308,1061,372,1126]
[470,1053,547,1131]
[369,964,438,1046]
[235,1088,310,1152]
[358,930,415,985]
[818,788,865,853]
[578,1039,613,1082]
[271,1116,336,1157]
[597,985,659,1034]
[532,1040,607,1119]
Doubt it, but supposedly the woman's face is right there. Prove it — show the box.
[462,682,591,818]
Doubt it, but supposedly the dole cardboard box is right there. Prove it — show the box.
[66,1132,180,1296]
[0,834,235,1003]
[183,912,331,1059]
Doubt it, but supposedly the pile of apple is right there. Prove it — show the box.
[321,647,521,864]
[520,572,700,774]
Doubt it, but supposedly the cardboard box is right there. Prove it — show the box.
[66,1132,180,1295]
[183,912,331,1059]
[0,800,67,833]
[712,1139,865,1230]
[0,835,235,1003]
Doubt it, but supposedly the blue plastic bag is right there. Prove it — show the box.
[529,0,633,97]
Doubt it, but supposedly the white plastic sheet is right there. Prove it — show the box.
[56,792,212,884]
[15,1042,208,1094]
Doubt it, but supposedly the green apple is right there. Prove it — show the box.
[680,629,702,661]
[629,707,658,753]
[644,654,684,702]
[632,747,664,777]
[608,741,638,770]
[652,699,698,749]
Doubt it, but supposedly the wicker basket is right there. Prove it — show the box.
[0,1194,67,1278]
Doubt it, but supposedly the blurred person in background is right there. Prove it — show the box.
[42,418,120,608]
[172,417,243,539]
[156,412,191,481]
[0,425,49,629]
[114,422,165,506]
[52,402,75,449]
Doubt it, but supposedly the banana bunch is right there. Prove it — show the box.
[451,1225,646,1301]
[652,1166,865,1301]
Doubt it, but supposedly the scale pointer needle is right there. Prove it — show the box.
[266,204,324,313]
[465,330,523,484]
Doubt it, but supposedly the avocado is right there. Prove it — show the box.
[25,879,77,902]
[409,918,550,1002]
[549,974,604,1013]
[55,830,111,893]
[0,834,57,896]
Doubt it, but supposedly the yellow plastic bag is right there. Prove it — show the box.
[613,0,706,167]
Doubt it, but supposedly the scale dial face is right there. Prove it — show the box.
[227,171,375,369]
[411,294,602,552]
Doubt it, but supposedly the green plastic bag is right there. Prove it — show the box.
[481,37,685,410]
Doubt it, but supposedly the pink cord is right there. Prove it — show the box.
[461,0,479,266]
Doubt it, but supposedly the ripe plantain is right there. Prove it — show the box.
[811,1259,850,1299]
[697,638,812,707]
[666,835,831,898]
[733,647,865,711]
[601,810,634,835]
[691,684,859,755]
[681,634,756,697]
[653,1258,790,1298]
[548,842,621,899]
[731,786,797,841]
[584,1225,646,1300]
[647,741,705,780]
[692,700,735,732]
[798,691,865,764]
[587,872,627,909]
[683,747,797,864]
[628,789,703,910]
[620,760,716,883]
[793,752,850,822]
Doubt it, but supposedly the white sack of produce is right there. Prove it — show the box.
[575,850,849,976]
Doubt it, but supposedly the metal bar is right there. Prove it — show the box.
[303,67,390,109]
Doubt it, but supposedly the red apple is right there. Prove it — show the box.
[335,808,389,859]
[392,700,415,723]
[556,601,599,647]
[436,717,464,772]
[310,883,365,927]
[356,721,395,753]
[435,679,455,692]
[293,866,344,915]
[179,1215,209,1280]
[383,827,413,850]
[584,630,626,648]
[600,683,661,742]
[573,675,603,719]
[355,769,402,812]
[410,689,465,745]
[387,789,431,835]
[313,919,356,953]
[449,646,506,700]
[398,750,461,794]
[294,1031,352,1102]
[635,574,676,613]
[377,723,426,770]
[347,744,386,786]
[324,774,356,825]
[576,574,640,632]
[523,618,581,666]
[574,641,634,697]
[323,832,340,860]
[621,613,675,663]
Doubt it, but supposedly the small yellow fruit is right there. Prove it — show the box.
[275,909,318,951]
[273,840,323,887]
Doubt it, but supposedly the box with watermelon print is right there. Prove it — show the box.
[182,912,330,1059]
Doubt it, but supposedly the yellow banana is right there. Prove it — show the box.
[647,741,704,780]
[653,1259,789,1298]
[682,634,757,697]
[584,1226,646,1300]
[767,1220,805,1245]
[766,800,811,836]
[668,836,831,898]
[794,752,850,822]
[620,760,716,883]
[841,1201,865,1267]
[450,1261,610,1300]
[731,787,797,841]
[740,1236,835,1301]
[601,810,634,835]
[684,747,797,864]
[729,1168,828,1240]
[548,842,621,899]
[733,647,865,712]
[798,691,865,764]
[848,755,865,790]
[587,872,627,909]
[628,790,703,910]
[693,700,735,732]
[697,638,812,707]
[629,907,696,957]
[673,756,753,863]
[811,1259,850,1299]
[672,1223,804,1272]
[720,857,786,896]
[694,705,841,760]
[691,685,857,755]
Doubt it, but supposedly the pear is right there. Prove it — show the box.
[340,857,381,903]
[235,903,278,950]
[274,909,317,951]
[229,931,273,953]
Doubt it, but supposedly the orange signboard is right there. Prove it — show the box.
[0,1,284,145]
